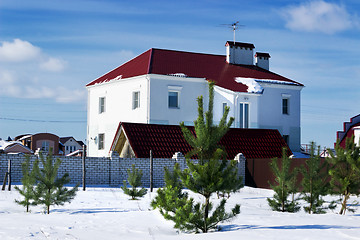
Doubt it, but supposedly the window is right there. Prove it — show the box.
[41,141,49,152]
[282,96,289,115]
[168,91,179,108]
[98,133,105,150]
[222,103,227,115]
[99,97,106,114]
[239,103,249,128]
[283,135,289,145]
[132,91,140,109]
[66,146,69,151]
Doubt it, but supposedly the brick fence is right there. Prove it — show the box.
[0,152,245,188]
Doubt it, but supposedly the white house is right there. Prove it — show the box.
[60,137,84,156]
[86,41,304,157]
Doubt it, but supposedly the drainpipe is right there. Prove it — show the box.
[146,75,150,123]
[234,94,239,128]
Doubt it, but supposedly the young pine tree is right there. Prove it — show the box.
[151,163,189,224]
[34,151,78,214]
[267,148,300,213]
[15,155,39,212]
[300,142,335,214]
[121,164,147,200]
[169,81,243,233]
[327,136,360,215]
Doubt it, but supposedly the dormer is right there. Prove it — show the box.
[255,52,271,70]
[225,41,255,65]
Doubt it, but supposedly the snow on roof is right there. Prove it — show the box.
[0,140,33,153]
[0,140,24,149]
[18,135,32,141]
[66,149,83,156]
[168,73,188,77]
[254,78,300,86]
[0,140,12,149]
[235,77,264,94]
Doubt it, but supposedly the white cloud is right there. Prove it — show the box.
[0,39,41,62]
[0,79,86,103]
[40,57,67,72]
[0,39,67,72]
[54,87,86,103]
[281,1,358,34]
[0,38,81,103]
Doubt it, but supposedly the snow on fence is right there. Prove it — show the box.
[0,152,245,188]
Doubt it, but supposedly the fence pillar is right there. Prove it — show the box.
[82,145,86,191]
[234,153,246,186]
[150,150,153,192]
[172,152,186,170]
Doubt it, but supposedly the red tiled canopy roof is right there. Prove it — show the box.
[113,122,291,159]
[86,48,303,92]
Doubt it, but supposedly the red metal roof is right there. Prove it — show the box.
[86,48,303,92]
[336,114,360,148]
[113,122,291,159]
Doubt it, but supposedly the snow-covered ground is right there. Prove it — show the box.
[1,186,359,239]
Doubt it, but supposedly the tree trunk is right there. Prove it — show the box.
[203,196,210,233]
[340,192,349,215]
[309,180,313,214]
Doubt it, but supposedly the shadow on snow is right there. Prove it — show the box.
[50,208,136,214]
[221,224,360,231]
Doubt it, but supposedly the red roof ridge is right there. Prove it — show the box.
[151,47,225,58]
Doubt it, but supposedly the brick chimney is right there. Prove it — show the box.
[255,52,271,70]
[225,41,255,65]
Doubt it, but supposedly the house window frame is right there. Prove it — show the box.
[132,91,140,110]
[222,102,227,116]
[168,85,182,109]
[239,102,249,128]
[283,135,289,145]
[98,133,105,150]
[99,97,106,114]
[282,94,290,115]
[41,141,50,152]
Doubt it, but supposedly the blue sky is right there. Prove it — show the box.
[0,0,359,148]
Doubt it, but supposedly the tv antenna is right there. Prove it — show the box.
[220,21,244,44]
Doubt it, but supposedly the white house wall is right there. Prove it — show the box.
[148,74,208,126]
[87,75,149,157]
[257,83,302,151]
[87,74,302,156]
[213,86,260,128]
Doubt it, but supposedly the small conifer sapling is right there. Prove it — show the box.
[121,164,147,200]
[326,136,360,215]
[33,151,79,214]
[267,148,300,212]
[300,142,335,214]
[15,155,39,212]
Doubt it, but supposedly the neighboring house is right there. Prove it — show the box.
[14,133,61,155]
[86,41,304,157]
[336,114,360,148]
[0,139,33,154]
[110,122,291,159]
[60,137,85,156]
